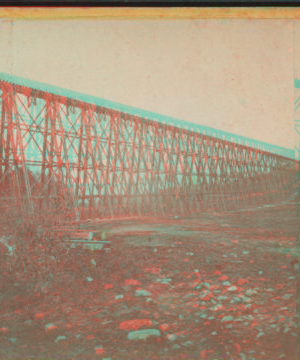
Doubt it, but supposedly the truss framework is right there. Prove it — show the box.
[0,78,297,219]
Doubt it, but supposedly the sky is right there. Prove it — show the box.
[0,19,296,150]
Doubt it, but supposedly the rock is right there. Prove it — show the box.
[256,332,265,338]
[200,282,210,288]
[242,296,252,303]
[221,316,233,322]
[228,286,238,291]
[182,341,194,346]
[45,323,56,331]
[128,329,161,340]
[119,319,153,331]
[160,323,170,332]
[156,278,172,285]
[245,289,257,296]
[125,279,141,286]
[166,334,178,342]
[0,235,15,256]
[282,294,293,300]
[135,289,151,297]
[55,336,66,343]
[212,304,224,312]
[94,345,105,355]
[90,259,96,266]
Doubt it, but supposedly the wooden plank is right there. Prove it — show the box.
[149,124,158,215]
[126,116,138,214]
[81,107,89,214]
[119,117,131,214]
[111,111,121,215]
[104,111,114,217]
[41,100,49,202]
[134,119,144,215]
[153,126,165,215]
[75,108,83,212]
[172,128,184,214]
[48,98,56,200]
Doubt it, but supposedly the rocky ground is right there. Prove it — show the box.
[0,199,300,360]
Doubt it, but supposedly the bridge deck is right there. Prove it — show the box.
[0,72,294,160]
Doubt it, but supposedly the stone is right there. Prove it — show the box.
[228,286,238,291]
[90,259,96,266]
[242,296,252,303]
[167,334,178,342]
[128,329,161,340]
[245,289,257,296]
[55,336,66,343]
[221,316,233,322]
[222,281,231,286]
[156,278,172,284]
[135,289,151,297]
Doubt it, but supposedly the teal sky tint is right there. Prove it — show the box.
[0,72,295,160]
[294,79,300,89]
